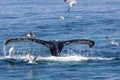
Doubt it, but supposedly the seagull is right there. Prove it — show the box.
[7,46,15,58]
[25,52,38,64]
[106,36,119,46]
[75,16,81,19]
[59,16,65,20]
[64,0,77,11]
[26,32,36,37]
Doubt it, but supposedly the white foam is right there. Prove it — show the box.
[0,55,113,62]
[36,55,113,62]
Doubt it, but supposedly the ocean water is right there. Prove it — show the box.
[0,0,120,80]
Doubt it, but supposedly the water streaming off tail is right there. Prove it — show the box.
[3,42,51,57]
[1,42,113,63]
[61,43,94,57]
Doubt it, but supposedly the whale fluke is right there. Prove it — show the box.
[4,37,50,48]
[4,37,95,56]
[63,39,95,48]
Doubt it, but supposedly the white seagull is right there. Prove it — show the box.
[106,36,119,46]
[64,0,77,11]
[59,16,65,20]
[25,52,38,64]
[7,46,15,58]
[26,32,36,37]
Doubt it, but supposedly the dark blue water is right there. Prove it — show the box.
[0,0,120,80]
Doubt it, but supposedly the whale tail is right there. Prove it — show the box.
[4,37,95,56]
[63,39,95,48]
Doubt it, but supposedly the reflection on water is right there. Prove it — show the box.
[27,70,39,79]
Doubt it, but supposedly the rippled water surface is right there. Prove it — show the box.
[0,0,120,80]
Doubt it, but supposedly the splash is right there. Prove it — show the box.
[0,49,114,63]
[36,55,113,62]
[0,54,113,62]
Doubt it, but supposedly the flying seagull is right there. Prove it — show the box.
[64,0,77,11]
[8,46,15,58]
[25,51,38,64]
[106,36,119,46]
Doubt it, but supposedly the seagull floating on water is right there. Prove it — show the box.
[26,32,36,37]
[25,52,38,64]
[64,0,77,11]
[106,36,119,46]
